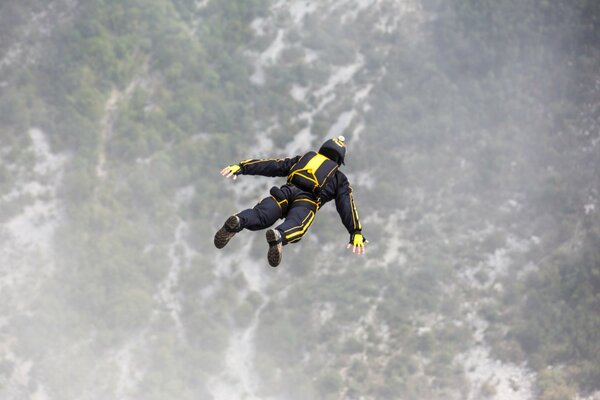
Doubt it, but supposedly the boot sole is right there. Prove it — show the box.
[266,229,282,267]
[213,216,239,249]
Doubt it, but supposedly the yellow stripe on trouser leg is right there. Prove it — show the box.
[285,211,315,242]
[271,196,288,209]
[292,198,319,208]
[283,209,314,233]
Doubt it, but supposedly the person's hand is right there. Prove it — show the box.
[220,164,241,180]
[347,233,367,255]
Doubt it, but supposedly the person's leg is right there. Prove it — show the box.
[265,202,316,266]
[237,196,283,231]
[213,215,241,249]
[214,196,282,249]
[276,203,316,245]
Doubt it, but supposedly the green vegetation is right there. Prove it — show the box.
[0,0,598,398]
[2,0,271,397]
[496,217,600,390]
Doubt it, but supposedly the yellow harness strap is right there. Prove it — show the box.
[288,153,329,186]
[304,153,329,173]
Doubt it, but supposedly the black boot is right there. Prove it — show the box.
[266,229,283,267]
[214,216,241,249]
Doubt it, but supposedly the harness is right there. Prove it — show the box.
[287,151,339,196]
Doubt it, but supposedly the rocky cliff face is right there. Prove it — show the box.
[1,1,598,399]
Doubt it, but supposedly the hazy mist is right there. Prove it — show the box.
[0,0,598,399]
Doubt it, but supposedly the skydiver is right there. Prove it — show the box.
[214,136,366,267]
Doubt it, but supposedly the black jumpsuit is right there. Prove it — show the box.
[233,156,362,245]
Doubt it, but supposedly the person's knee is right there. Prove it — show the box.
[257,209,279,227]
[247,196,280,228]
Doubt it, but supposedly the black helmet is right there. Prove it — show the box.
[318,136,346,165]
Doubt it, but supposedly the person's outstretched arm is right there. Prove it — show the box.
[220,156,301,179]
[332,172,367,254]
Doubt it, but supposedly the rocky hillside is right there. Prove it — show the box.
[0,1,598,399]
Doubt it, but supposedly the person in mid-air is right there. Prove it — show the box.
[214,136,366,267]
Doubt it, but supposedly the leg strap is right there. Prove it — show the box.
[269,186,289,216]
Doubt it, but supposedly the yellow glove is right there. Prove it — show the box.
[220,164,241,180]
[348,233,367,254]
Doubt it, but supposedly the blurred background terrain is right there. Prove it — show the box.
[0,0,599,399]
